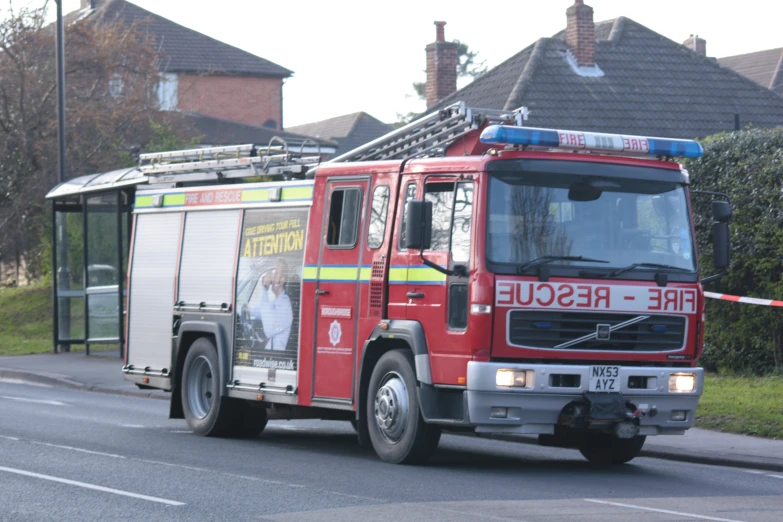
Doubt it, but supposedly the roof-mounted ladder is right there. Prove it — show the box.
[330,101,529,163]
[138,138,321,184]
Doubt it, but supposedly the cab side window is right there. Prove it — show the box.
[367,185,390,249]
[398,182,417,249]
[327,187,362,247]
[451,182,473,263]
[424,182,455,252]
[423,181,474,259]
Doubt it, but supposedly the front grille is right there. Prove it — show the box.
[508,311,686,352]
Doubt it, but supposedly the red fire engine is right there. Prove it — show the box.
[123,103,731,464]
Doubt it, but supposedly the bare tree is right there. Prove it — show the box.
[0,2,194,282]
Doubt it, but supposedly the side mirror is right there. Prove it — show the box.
[712,222,730,270]
[405,200,432,250]
[712,201,732,223]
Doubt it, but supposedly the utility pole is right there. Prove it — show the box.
[55,0,70,352]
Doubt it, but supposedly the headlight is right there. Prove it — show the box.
[496,369,527,388]
[669,373,696,393]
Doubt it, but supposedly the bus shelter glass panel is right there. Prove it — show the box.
[86,193,121,341]
[55,207,85,341]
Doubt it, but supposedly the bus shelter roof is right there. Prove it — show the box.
[46,168,146,200]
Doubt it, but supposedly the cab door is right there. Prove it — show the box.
[387,177,418,319]
[312,178,369,402]
[404,178,475,385]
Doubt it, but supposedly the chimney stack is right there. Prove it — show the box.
[425,21,459,109]
[80,0,102,9]
[566,0,596,67]
[683,34,707,56]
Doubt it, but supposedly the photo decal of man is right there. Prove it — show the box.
[234,208,306,371]
[254,258,293,351]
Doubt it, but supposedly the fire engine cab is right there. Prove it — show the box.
[123,102,731,464]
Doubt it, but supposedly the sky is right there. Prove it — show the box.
[17,0,783,127]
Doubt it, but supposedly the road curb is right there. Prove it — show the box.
[0,367,169,401]
[463,432,783,472]
[641,447,783,472]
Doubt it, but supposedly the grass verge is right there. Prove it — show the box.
[697,374,783,439]
[0,282,54,355]
[0,282,116,356]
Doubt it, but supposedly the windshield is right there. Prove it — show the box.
[486,169,696,275]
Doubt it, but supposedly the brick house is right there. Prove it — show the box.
[425,0,783,139]
[718,47,783,97]
[78,0,291,130]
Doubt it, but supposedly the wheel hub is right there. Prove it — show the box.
[374,373,408,443]
[187,355,214,419]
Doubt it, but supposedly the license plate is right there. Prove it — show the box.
[589,365,620,392]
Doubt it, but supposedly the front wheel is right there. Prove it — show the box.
[366,350,441,464]
[579,433,646,464]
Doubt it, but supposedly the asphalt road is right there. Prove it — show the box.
[1,380,782,522]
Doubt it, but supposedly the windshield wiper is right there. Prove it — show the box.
[609,262,692,277]
[517,255,609,274]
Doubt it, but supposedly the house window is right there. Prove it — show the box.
[156,73,178,111]
[109,74,124,98]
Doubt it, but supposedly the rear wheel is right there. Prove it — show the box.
[579,432,646,464]
[233,402,268,438]
[181,337,263,437]
[366,350,441,464]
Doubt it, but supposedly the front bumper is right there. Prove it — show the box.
[465,362,703,436]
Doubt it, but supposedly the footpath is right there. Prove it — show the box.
[1,351,782,472]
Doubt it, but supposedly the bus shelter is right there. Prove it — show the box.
[44,140,336,356]
[45,168,145,356]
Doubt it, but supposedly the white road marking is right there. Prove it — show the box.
[0,465,185,506]
[0,395,66,406]
[585,499,745,522]
[135,457,384,502]
[121,424,145,428]
[1,433,384,504]
[769,475,783,479]
[30,441,126,460]
[0,378,52,388]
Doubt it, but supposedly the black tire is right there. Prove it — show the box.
[366,349,441,464]
[579,433,646,464]
[233,402,268,438]
[354,415,372,448]
[181,337,238,437]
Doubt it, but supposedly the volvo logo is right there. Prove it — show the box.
[596,324,611,341]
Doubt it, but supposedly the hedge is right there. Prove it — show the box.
[687,128,783,374]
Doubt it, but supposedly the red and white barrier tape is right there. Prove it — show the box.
[704,292,783,307]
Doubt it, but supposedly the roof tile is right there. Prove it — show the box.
[427,17,783,139]
[91,0,291,77]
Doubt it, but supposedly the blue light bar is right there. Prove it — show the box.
[480,125,560,148]
[480,125,703,158]
[647,138,703,158]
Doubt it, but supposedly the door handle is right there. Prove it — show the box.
[407,292,425,299]
[316,289,329,296]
